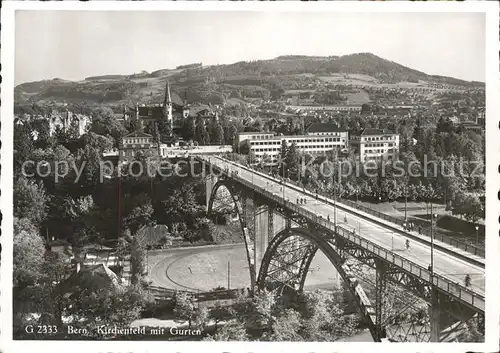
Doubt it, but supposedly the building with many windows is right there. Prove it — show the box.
[287,105,362,113]
[350,128,399,162]
[119,131,156,162]
[236,124,348,160]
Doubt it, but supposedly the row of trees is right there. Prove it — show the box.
[244,138,484,223]
[177,116,238,146]
[171,288,359,342]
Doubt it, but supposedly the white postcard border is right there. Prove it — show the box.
[1,1,498,353]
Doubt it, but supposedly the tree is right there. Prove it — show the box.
[76,143,106,190]
[156,117,172,143]
[278,140,288,176]
[173,292,197,328]
[65,281,154,335]
[13,251,70,332]
[462,194,484,224]
[297,289,357,341]
[33,120,54,150]
[204,320,248,341]
[130,235,146,285]
[181,117,196,141]
[224,122,238,145]
[254,289,278,329]
[13,217,46,287]
[209,120,224,145]
[14,123,34,174]
[154,121,162,156]
[193,307,210,330]
[14,177,48,226]
[268,308,302,341]
[123,193,154,235]
[436,117,454,134]
[90,107,127,147]
[81,132,113,153]
[209,302,235,330]
[194,117,209,145]
[153,181,203,231]
[284,142,300,180]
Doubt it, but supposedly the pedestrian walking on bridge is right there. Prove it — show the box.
[465,274,471,287]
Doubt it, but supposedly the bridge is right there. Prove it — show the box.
[195,154,485,343]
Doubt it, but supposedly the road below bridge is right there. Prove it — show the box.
[147,243,343,292]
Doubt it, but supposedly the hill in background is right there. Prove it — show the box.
[15,53,484,109]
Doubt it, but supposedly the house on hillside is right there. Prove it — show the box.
[48,110,91,137]
[119,131,156,163]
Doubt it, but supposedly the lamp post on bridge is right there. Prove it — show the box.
[282,158,286,204]
[430,203,437,276]
[404,183,408,223]
[475,225,479,246]
[333,168,337,230]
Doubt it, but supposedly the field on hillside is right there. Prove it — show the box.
[318,74,378,86]
[342,90,371,104]
[317,74,429,89]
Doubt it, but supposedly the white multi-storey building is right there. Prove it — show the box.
[119,131,155,162]
[237,123,348,159]
[236,132,275,148]
[351,128,399,162]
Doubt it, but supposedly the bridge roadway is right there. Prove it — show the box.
[200,155,485,312]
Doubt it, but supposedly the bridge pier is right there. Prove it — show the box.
[205,174,218,212]
[254,204,269,276]
[429,287,441,342]
[375,259,388,339]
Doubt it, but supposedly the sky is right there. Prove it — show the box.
[15,11,486,85]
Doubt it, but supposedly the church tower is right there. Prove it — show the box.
[163,80,173,133]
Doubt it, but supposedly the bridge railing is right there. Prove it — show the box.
[327,196,484,258]
[204,157,484,313]
[309,208,485,312]
[209,155,484,258]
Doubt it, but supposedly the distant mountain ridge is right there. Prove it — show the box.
[15,52,483,107]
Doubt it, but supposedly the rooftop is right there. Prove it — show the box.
[138,106,164,119]
[307,123,347,134]
[361,128,396,136]
[57,263,122,296]
[250,134,347,142]
[124,131,153,138]
[238,131,275,135]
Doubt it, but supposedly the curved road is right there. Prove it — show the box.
[148,243,341,292]
[148,243,246,291]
